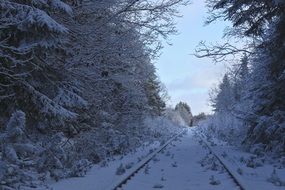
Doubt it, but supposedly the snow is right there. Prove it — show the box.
[1,0,284,189]
[50,127,285,190]
[122,128,239,190]
[106,130,186,190]
[50,141,162,190]
[50,0,73,15]
[54,88,88,109]
[197,128,285,190]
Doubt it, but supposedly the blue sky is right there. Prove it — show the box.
[156,0,229,115]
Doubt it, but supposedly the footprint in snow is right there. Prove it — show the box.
[153,184,164,189]
[153,157,160,163]
[172,162,178,167]
[144,164,151,174]
[209,175,221,185]
[165,151,171,157]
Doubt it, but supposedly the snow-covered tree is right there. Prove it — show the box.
[243,45,285,153]
[175,102,193,126]
[202,0,285,153]
[0,111,40,189]
[212,74,233,112]
[230,55,249,103]
[193,112,207,125]
[144,69,166,116]
[0,0,80,128]
[1,0,189,188]
[59,0,187,127]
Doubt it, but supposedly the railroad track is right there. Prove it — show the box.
[106,129,186,190]
[196,132,248,190]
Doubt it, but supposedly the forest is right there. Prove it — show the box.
[0,0,284,189]
[196,0,285,155]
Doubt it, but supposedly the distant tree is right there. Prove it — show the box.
[175,102,193,126]
[193,112,207,125]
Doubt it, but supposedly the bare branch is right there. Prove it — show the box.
[194,41,253,63]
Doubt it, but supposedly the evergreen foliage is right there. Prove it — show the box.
[0,0,188,188]
[204,0,285,154]
[175,102,193,126]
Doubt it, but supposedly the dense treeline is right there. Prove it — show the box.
[175,102,193,126]
[197,0,285,155]
[0,0,188,188]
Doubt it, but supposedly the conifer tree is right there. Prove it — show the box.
[175,102,193,126]
[204,0,285,152]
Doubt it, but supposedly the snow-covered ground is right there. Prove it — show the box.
[121,128,239,190]
[50,141,162,190]
[197,130,285,190]
[50,127,285,190]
